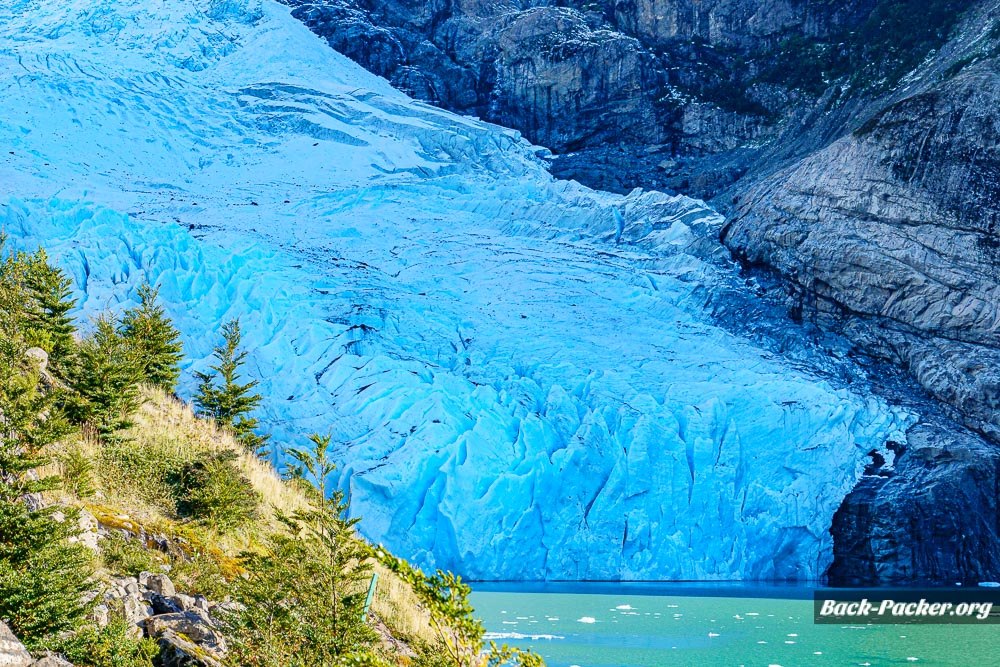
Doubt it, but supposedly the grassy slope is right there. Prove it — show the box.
[41,386,439,658]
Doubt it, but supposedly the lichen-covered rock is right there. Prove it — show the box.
[0,622,32,667]
[154,630,224,667]
[75,509,100,552]
[146,612,226,659]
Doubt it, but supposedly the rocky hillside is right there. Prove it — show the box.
[0,239,532,666]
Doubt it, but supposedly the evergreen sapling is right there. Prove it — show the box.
[194,318,269,454]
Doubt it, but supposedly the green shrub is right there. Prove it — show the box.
[60,445,97,499]
[175,450,261,531]
[168,549,231,601]
[98,442,187,512]
[58,613,160,667]
[379,552,544,667]
[99,532,166,578]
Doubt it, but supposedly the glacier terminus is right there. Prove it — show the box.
[0,0,915,581]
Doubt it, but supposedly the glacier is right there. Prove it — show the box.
[0,0,914,580]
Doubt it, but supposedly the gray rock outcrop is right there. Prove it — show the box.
[146,613,227,667]
[722,45,1000,443]
[0,622,32,667]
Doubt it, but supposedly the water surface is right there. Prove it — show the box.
[470,584,999,666]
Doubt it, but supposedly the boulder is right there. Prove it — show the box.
[144,573,176,597]
[29,657,74,667]
[121,597,153,638]
[51,508,100,552]
[25,347,47,372]
[155,630,223,667]
[0,622,32,667]
[89,603,110,627]
[145,612,226,659]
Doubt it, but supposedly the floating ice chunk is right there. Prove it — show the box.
[483,632,564,641]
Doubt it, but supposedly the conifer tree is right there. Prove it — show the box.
[194,318,269,454]
[221,433,375,665]
[23,247,77,369]
[0,244,93,649]
[68,313,144,443]
[119,282,184,391]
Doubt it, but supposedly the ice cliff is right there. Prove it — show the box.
[0,0,912,579]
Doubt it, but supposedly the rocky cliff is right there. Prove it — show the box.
[720,4,1000,584]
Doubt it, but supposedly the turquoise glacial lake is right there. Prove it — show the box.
[470,584,1000,667]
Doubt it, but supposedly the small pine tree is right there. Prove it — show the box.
[221,433,377,665]
[68,313,144,443]
[23,247,77,369]
[119,282,183,391]
[194,318,269,454]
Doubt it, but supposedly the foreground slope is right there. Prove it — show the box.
[0,0,910,579]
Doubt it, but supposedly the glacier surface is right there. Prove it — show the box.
[0,0,913,579]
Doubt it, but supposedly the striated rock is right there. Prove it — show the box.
[0,622,32,667]
[723,64,1000,442]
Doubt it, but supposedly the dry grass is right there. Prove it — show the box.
[372,561,436,642]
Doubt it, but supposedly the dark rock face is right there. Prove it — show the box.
[279,0,982,197]
[279,0,928,197]
[829,423,1000,585]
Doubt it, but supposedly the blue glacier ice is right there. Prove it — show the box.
[0,0,914,580]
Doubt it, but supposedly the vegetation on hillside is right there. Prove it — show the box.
[663,0,977,120]
[0,237,543,667]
